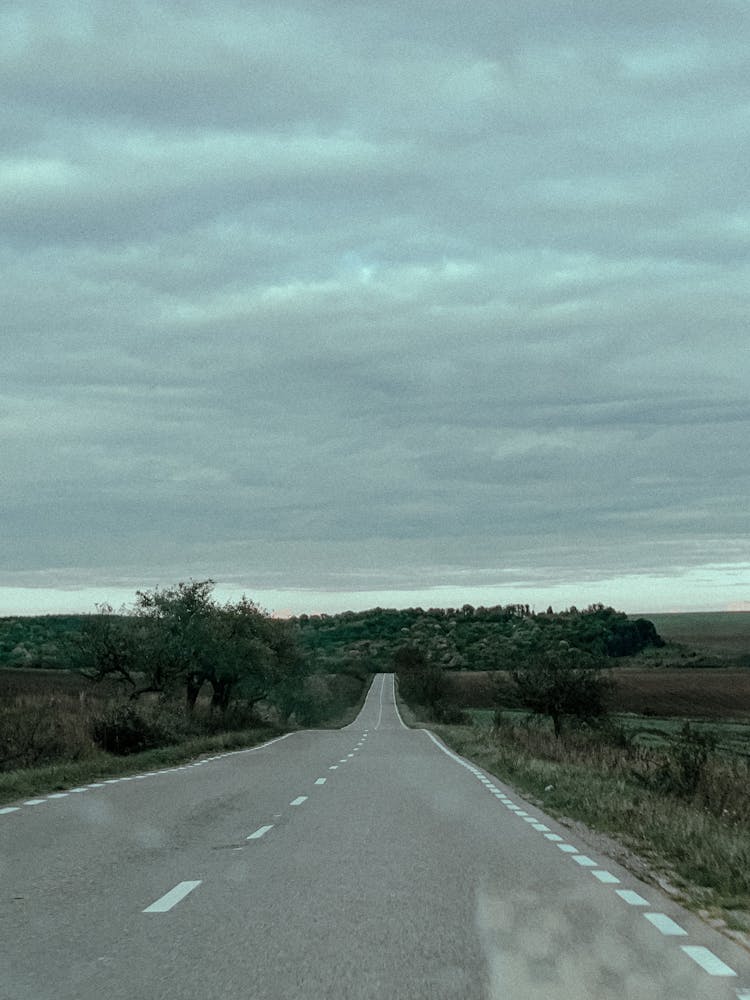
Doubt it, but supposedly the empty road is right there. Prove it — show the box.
[1,674,749,999]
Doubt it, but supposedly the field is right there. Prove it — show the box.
[636,611,750,665]
[444,667,750,720]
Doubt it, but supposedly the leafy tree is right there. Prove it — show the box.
[510,647,612,737]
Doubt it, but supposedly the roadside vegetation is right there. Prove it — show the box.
[0,581,368,803]
[3,595,749,939]
[392,611,750,935]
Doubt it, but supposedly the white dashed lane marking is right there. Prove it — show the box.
[680,945,737,976]
[247,825,274,840]
[616,889,650,906]
[557,843,579,853]
[572,855,598,867]
[644,913,688,936]
[0,807,20,815]
[143,881,202,914]
[592,870,620,884]
[290,796,308,806]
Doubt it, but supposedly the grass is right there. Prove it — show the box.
[0,727,284,805]
[0,666,371,806]
[466,709,750,757]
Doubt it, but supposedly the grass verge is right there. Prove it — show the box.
[394,682,750,943]
[0,726,285,806]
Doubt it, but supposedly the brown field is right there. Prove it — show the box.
[444,668,750,719]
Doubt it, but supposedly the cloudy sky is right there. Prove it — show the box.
[3,1,749,616]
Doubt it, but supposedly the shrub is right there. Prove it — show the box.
[90,702,184,755]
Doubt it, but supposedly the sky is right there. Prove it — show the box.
[2,1,749,617]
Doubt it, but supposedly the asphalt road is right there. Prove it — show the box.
[2,673,749,999]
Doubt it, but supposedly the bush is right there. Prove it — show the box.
[0,699,93,770]
[433,701,471,725]
[91,702,185,755]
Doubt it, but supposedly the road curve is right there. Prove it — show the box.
[1,674,749,999]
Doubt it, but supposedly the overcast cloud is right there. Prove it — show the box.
[2,1,749,614]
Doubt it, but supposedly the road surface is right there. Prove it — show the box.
[1,674,749,999]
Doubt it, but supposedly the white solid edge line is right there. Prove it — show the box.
[375,673,385,730]
[247,824,274,840]
[680,946,737,976]
[391,675,409,729]
[143,880,202,913]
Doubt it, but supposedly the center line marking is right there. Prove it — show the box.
[247,824,274,840]
[143,880,201,913]
[315,778,326,785]
[290,796,307,806]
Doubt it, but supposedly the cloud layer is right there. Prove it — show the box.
[3,2,749,610]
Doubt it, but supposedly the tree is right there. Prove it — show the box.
[63,603,141,691]
[134,579,218,707]
[510,647,612,737]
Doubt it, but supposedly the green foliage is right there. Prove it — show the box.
[510,647,613,736]
[295,603,664,676]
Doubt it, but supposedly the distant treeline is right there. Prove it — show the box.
[1,601,664,676]
[294,602,664,673]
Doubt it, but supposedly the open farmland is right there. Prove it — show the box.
[637,611,750,665]
[444,667,750,720]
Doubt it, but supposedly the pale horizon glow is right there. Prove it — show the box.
[2,563,749,619]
